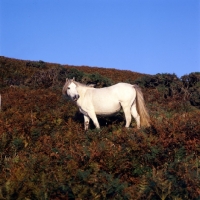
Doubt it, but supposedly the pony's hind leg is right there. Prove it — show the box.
[131,101,140,129]
[121,102,132,128]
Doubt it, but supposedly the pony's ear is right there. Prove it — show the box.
[72,77,75,81]
[66,78,68,82]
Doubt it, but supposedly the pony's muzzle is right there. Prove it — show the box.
[73,94,80,101]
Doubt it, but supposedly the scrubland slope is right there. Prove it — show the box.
[0,56,199,199]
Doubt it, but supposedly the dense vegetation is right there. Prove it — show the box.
[0,56,199,200]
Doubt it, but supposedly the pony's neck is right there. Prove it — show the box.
[76,83,88,97]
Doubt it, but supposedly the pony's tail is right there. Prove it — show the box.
[134,85,150,127]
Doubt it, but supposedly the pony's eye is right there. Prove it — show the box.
[67,87,70,90]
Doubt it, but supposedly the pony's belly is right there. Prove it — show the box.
[95,110,121,116]
[94,104,121,116]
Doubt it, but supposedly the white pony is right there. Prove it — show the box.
[62,78,150,130]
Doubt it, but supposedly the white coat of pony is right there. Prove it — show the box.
[62,78,150,130]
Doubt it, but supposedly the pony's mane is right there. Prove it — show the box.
[74,81,92,88]
[64,79,94,89]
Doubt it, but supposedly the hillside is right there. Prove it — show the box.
[0,56,200,199]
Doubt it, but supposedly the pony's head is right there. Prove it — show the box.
[62,78,80,101]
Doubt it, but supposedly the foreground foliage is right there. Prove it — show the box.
[0,57,200,199]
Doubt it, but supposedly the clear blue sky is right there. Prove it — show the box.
[0,0,200,77]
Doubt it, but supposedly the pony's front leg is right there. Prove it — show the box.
[84,115,90,130]
[88,112,100,129]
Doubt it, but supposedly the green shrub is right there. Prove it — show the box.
[181,73,200,108]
